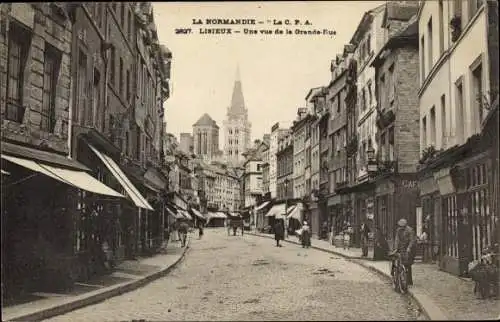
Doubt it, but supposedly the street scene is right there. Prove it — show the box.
[45,229,424,321]
[1,1,500,321]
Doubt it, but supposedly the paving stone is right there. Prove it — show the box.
[45,229,421,321]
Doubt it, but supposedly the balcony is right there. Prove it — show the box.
[368,160,398,177]
[376,108,395,129]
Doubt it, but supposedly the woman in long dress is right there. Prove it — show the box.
[302,221,311,248]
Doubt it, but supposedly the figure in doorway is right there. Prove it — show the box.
[360,222,370,257]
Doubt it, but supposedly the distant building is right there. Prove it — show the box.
[223,67,252,166]
[179,133,194,155]
[193,113,219,162]
[269,123,290,199]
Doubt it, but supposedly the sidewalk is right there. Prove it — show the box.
[2,240,190,322]
[248,231,500,321]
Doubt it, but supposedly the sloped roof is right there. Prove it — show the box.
[383,1,420,26]
[193,113,218,128]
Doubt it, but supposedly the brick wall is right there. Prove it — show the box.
[394,47,420,173]
[1,4,72,154]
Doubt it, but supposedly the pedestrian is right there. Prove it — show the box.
[274,219,284,247]
[392,218,417,286]
[241,219,244,236]
[343,222,352,250]
[178,221,189,247]
[226,218,231,236]
[360,222,369,257]
[374,228,389,260]
[302,221,311,248]
[198,222,204,239]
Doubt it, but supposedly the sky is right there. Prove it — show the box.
[153,1,385,144]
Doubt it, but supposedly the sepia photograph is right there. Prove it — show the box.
[1,1,499,321]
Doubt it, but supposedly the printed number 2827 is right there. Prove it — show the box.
[175,28,192,34]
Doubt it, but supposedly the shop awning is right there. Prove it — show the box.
[87,144,153,210]
[166,207,184,219]
[190,208,206,220]
[265,204,286,217]
[180,210,192,220]
[287,203,303,221]
[208,212,227,219]
[1,154,124,198]
[1,169,10,175]
[255,201,270,211]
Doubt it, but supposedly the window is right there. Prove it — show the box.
[127,10,132,39]
[456,79,464,142]
[380,74,386,109]
[41,45,60,133]
[468,0,482,22]
[368,82,373,106]
[76,51,87,124]
[389,64,395,105]
[126,70,130,101]
[136,130,141,159]
[119,58,124,96]
[125,131,129,156]
[427,18,433,71]
[6,23,29,123]
[110,46,116,85]
[422,116,427,148]
[420,35,426,81]
[388,127,394,161]
[366,34,371,56]
[440,94,446,147]
[92,69,101,129]
[471,61,483,124]
[337,94,341,113]
[380,132,387,161]
[438,1,444,54]
[430,106,436,146]
[362,88,366,111]
[120,3,125,27]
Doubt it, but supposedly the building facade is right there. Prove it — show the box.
[1,2,171,297]
[292,108,311,199]
[276,132,294,201]
[269,123,289,198]
[261,140,270,198]
[327,54,349,236]
[179,132,193,155]
[242,144,266,208]
[193,113,219,162]
[417,0,498,276]
[223,68,251,166]
[371,12,420,246]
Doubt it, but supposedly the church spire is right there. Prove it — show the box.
[228,66,246,117]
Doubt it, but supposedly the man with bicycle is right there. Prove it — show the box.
[389,218,417,286]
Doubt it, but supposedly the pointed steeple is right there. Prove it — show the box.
[228,66,246,117]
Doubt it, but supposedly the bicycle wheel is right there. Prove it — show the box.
[399,268,408,294]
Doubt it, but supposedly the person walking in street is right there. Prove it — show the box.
[343,222,352,250]
[226,218,231,236]
[274,219,284,247]
[198,222,204,240]
[390,218,417,286]
[360,222,370,257]
[241,220,244,236]
[302,221,311,248]
[178,221,189,247]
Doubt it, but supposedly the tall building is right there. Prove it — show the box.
[223,67,251,166]
[193,113,219,162]
[417,0,498,276]
[269,123,290,198]
[179,132,193,155]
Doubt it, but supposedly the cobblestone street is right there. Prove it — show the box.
[46,229,424,321]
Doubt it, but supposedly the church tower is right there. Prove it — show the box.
[223,66,251,166]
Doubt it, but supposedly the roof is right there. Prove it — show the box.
[371,14,418,67]
[193,113,218,128]
[350,3,386,45]
[382,1,420,28]
[305,87,324,102]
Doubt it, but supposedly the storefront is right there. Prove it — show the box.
[419,134,497,277]
[375,175,419,243]
[1,143,124,296]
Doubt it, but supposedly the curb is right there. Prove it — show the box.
[6,239,191,322]
[248,232,446,321]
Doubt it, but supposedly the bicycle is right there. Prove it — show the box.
[389,251,408,294]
